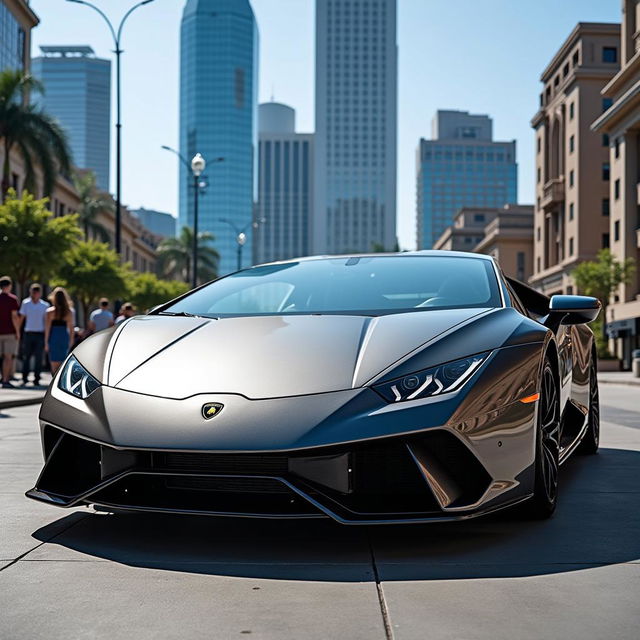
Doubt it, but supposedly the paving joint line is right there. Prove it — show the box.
[367,533,394,640]
[0,512,90,573]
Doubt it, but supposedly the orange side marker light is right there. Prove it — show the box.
[520,393,540,404]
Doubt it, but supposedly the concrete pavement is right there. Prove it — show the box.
[0,385,638,639]
[0,373,52,409]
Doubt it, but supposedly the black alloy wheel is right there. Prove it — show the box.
[577,357,600,455]
[523,358,560,519]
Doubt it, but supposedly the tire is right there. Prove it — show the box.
[577,357,600,455]
[522,357,560,519]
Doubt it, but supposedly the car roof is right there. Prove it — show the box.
[253,250,495,269]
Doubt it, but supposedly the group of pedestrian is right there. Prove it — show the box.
[0,275,136,389]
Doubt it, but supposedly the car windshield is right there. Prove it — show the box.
[160,255,502,317]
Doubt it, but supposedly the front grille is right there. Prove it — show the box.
[157,452,288,475]
[165,476,290,494]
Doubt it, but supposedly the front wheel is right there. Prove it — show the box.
[522,359,560,519]
[577,358,599,455]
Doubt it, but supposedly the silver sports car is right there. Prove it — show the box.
[27,251,601,523]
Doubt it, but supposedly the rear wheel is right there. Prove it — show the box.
[522,358,560,519]
[577,358,599,455]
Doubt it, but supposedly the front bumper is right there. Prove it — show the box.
[28,343,542,523]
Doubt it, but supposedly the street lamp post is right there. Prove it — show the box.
[67,0,157,255]
[162,146,223,287]
[190,153,205,289]
[219,218,264,271]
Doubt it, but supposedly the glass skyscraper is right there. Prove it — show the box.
[32,46,111,191]
[417,110,518,250]
[255,102,313,264]
[179,0,258,275]
[315,0,397,254]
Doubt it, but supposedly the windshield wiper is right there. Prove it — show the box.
[157,311,199,317]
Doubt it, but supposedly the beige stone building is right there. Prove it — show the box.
[530,23,621,296]
[592,1,640,368]
[432,207,498,252]
[474,205,534,282]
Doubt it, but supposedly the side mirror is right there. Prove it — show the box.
[548,295,601,325]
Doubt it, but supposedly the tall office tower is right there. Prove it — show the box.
[0,0,37,73]
[315,0,397,254]
[180,0,258,275]
[255,102,314,264]
[416,110,517,250]
[32,46,111,191]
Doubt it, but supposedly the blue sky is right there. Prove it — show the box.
[30,0,620,249]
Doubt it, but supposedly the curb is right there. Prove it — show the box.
[0,396,45,410]
[597,379,640,387]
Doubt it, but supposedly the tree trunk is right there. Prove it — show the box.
[1,142,12,201]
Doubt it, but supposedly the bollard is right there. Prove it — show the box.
[633,349,640,378]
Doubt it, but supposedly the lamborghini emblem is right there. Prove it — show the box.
[202,402,224,420]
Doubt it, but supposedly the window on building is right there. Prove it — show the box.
[569,203,574,220]
[615,179,620,199]
[602,198,610,215]
[517,252,526,280]
[602,97,613,112]
[572,50,579,66]
[614,220,620,241]
[537,137,541,154]
[569,102,574,120]
[602,233,610,249]
[537,167,541,183]
[537,227,541,242]
[569,135,575,153]
[474,214,485,223]
[537,256,541,273]
[615,137,620,158]
[603,134,610,147]
[602,47,618,63]
[603,163,610,181]
[234,68,245,108]
[569,170,574,187]
[563,62,569,78]
[569,237,574,256]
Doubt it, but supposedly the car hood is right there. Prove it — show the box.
[90,309,491,400]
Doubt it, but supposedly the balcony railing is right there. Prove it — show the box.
[541,177,565,210]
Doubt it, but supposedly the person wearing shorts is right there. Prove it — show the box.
[0,276,20,389]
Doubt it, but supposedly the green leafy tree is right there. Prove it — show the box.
[54,241,129,324]
[0,189,81,295]
[74,171,113,242]
[572,248,635,355]
[0,70,72,199]
[126,272,189,313]
[157,225,219,285]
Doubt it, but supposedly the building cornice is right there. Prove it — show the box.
[7,0,39,29]
[539,22,620,81]
[601,49,640,97]
[592,78,640,132]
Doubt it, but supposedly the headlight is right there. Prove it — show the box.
[373,352,489,403]
[58,356,101,399]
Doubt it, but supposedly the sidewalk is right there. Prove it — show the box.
[598,371,640,387]
[0,373,52,409]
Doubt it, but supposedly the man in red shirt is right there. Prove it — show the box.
[0,276,21,388]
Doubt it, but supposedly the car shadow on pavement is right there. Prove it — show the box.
[31,447,640,582]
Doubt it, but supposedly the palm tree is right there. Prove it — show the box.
[0,69,72,200]
[74,171,113,241]
[158,226,220,285]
